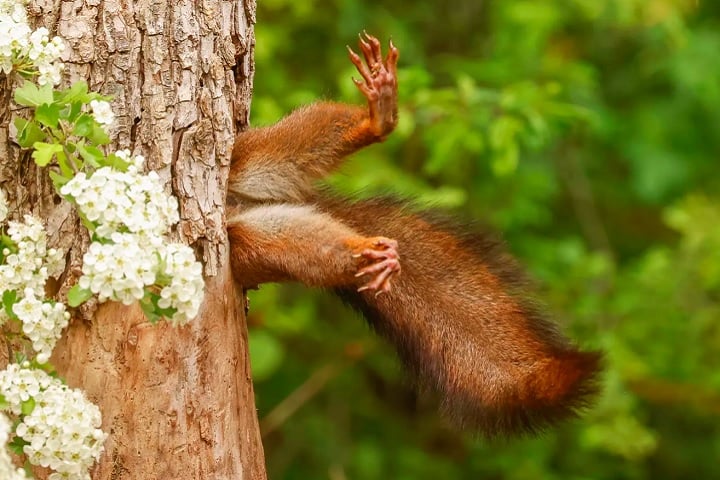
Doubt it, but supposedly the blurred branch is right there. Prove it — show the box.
[556,148,614,261]
[628,378,720,415]
[328,464,349,480]
[260,363,345,437]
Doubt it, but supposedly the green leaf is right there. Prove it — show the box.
[72,113,94,137]
[140,295,161,324]
[20,397,35,416]
[0,234,16,253]
[61,100,84,123]
[89,123,111,145]
[34,102,62,128]
[105,152,131,171]
[55,149,72,174]
[2,290,18,320]
[49,170,70,190]
[55,81,89,104]
[8,435,28,456]
[31,142,63,167]
[67,285,92,307]
[13,82,40,107]
[76,143,105,168]
[13,81,53,107]
[139,290,177,323]
[78,212,96,233]
[29,358,57,375]
[13,117,45,148]
[23,460,33,478]
[56,151,75,178]
[0,393,9,411]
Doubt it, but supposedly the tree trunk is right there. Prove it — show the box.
[0,0,266,478]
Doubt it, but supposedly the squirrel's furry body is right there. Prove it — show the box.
[227,34,601,436]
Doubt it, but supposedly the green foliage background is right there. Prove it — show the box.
[246,0,720,478]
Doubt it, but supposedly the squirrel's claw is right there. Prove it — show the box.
[354,236,400,294]
[348,32,399,138]
[357,258,400,294]
[348,32,398,97]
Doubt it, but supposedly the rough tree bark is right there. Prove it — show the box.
[0,0,266,478]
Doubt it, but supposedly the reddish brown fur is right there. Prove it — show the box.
[226,33,601,436]
[228,204,365,288]
[322,196,601,434]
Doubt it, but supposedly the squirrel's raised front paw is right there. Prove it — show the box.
[346,32,398,101]
[353,237,401,296]
[346,32,399,138]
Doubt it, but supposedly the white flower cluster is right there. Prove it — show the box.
[0,0,64,85]
[158,243,205,326]
[78,232,160,304]
[27,27,64,86]
[60,161,179,239]
[60,153,204,324]
[0,413,27,480]
[13,289,70,363]
[77,235,204,324]
[89,99,114,126]
[0,364,106,480]
[0,214,67,363]
[0,0,31,74]
[1,215,65,294]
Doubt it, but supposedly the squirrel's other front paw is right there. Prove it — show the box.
[352,237,401,295]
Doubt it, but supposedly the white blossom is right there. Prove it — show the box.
[0,0,31,74]
[79,233,159,304]
[0,214,68,362]
[89,99,114,126]
[0,215,65,296]
[0,364,106,479]
[0,3,64,85]
[13,289,70,363]
[60,165,179,239]
[61,162,205,322]
[0,363,52,414]
[157,243,204,325]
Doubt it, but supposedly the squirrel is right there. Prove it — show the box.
[226,33,602,437]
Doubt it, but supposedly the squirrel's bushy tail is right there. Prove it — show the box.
[322,196,602,436]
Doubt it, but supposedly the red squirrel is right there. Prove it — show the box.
[227,33,601,436]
